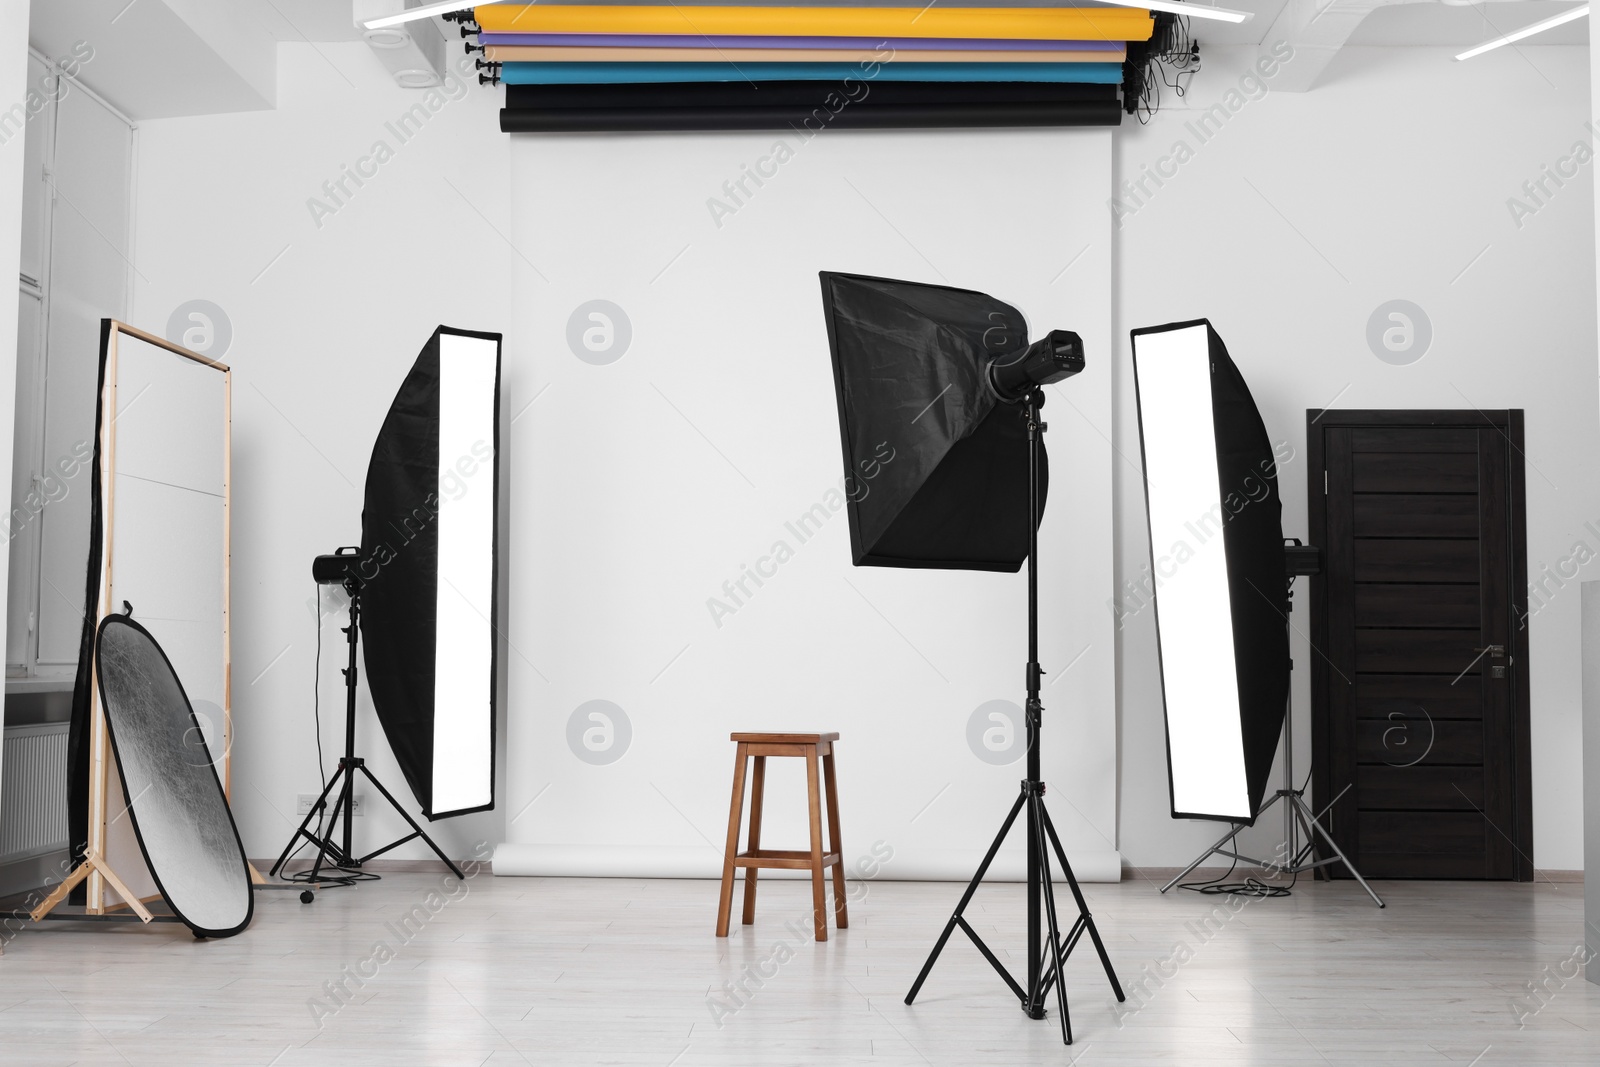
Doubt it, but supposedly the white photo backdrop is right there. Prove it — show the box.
[498,129,1118,881]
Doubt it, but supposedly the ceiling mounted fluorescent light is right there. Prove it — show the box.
[1095,0,1253,24]
[363,1,480,30]
[1455,3,1588,60]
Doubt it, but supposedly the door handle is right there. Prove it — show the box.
[1473,645,1505,658]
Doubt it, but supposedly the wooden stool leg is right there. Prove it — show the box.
[741,756,766,925]
[804,746,828,941]
[716,743,749,937]
[823,748,848,930]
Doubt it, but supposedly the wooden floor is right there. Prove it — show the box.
[0,870,1595,1065]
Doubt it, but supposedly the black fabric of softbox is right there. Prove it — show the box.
[819,272,1045,571]
[1204,325,1290,817]
[358,325,501,820]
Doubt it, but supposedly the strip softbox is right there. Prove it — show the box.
[1130,319,1288,823]
[359,326,501,820]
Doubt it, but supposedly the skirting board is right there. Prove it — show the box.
[493,844,1122,882]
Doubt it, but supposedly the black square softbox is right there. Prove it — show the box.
[819,272,1047,572]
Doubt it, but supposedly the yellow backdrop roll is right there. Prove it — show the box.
[485,45,1126,63]
[474,6,1155,42]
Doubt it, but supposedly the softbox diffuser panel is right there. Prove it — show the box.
[360,326,501,820]
[1131,320,1288,824]
[94,614,252,938]
[819,272,1044,572]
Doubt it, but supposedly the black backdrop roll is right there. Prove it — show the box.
[501,101,1121,132]
[502,80,1123,132]
[507,80,1120,109]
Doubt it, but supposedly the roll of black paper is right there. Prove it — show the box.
[500,99,1122,131]
[506,79,1119,110]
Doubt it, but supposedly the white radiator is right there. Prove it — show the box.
[0,723,69,863]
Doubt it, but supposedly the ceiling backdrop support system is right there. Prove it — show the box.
[903,390,1125,1044]
[1158,559,1384,907]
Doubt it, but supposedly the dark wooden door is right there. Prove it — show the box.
[1309,411,1532,880]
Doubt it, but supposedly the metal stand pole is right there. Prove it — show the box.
[1025,387,1044,1021]
[1158,572,1384,907]
[904,390,1125,1043]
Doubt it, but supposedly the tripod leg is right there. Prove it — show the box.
[359,765,466,879]
[1160,819,1248,893]
[905,790,1028,1006]
[1040,805,1124,1001]
[1287,800,1322,876]
[1036,915,1087,1004]
[270,766,346,877]
[1295,795,1384,908]
[1031,794,1073,1045]
[310,769,357,880]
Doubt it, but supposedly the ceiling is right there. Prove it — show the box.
[237,1,1597,48]
[247,0,366,42]
[1346,1,1590,45]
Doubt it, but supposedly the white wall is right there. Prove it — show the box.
[115,40,1600,873]
[0,0,28,820]
[128,42,1122,876]
[128,44,512,862]
[1587,16,1600,977]
[1115,44,1598,871]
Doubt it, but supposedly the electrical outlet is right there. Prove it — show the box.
[296,793,364,817]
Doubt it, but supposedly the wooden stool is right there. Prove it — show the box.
[716,732,847,941]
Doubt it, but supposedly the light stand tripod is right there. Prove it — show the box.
[904,389,1125,1045]
[1159,550,1384,907]
[270,578,463,887]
